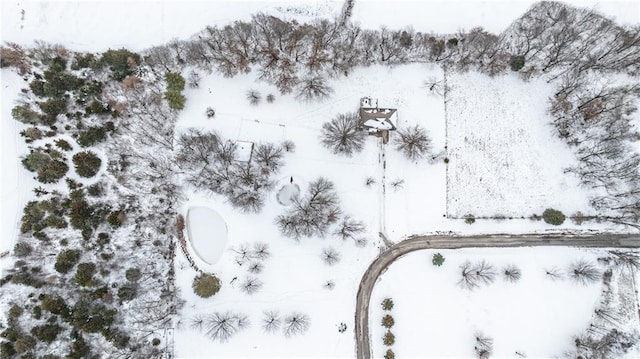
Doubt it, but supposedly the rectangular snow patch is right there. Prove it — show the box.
[237,119,286,144]
[446,71,591,217]
[235,141,254,163]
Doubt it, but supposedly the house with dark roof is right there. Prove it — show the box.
[358,97,398,143]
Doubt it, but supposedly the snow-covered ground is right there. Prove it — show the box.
[173,64,415,357]
[371,247,639,358]
[2,1,638,52]
[2,1,639,358]
[170,61,635,357]
[446,71,593,218]
[175,187,379,357]
[0,0,342,52]
[0,70,37,268]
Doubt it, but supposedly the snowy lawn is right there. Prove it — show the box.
[172,62,469,357]
[382,65,447,240]
[446,71,594,219]
[172,61,630,356]
[371,247,638,358]
[0,0,341,52]
[186,206,229,265]
[175,188,379,357]
[0,70,38,268]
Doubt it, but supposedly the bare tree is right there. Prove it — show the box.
[204,312,241,342]
[320,112,366,156]
[573,329,639,359]
[248,262,264,274]
[283,313,310,337]
[569,260,600,285]
[390,178,405,191]
[232,243,252,265]
[607,250,640,271]
[324,280,335,290]
[545,266,564,281]
[594,306,622,326]
[276,177,341,239]
[246,89,261,105]
[233,313,250,330]
[424,76,445,96]
[365,177,376,186]
[458,260,496,290]
[459,261,478,290]
[190,315,204,331]
[354,238,368,247]
[266,93,276,103]
[474,332,494,359]
[253,142,284,174]
[262,310,281,333]
[252,242,271,261]
[188,70,201,88]
[241,276,263,295]
[295,75,333,102]
[394,125,432,161]
[333,215,366,240]
[322,247,341,265]
[502,265,522,283]
[175,129,221,170]
[281,140,296,153]
[177,130,279,213]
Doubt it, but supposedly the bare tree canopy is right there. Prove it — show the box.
[320,112,366,157]
[393,124,432,161]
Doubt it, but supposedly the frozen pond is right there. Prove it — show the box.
[186,206,228,265]
[277,183,300,206]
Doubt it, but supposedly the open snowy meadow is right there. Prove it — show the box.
[371,247,640,358]
[446,71,594,219]
[169,61,639,357]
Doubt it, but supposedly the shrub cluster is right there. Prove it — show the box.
[193,273,221,298]
[54,249,81,274]
[164,72,186,110]
[432,253,445,266]
[542,208,566,225]
[99,48,141,81]
[72,151,102,177]
[77,125,107,147]
[22,149,69,184]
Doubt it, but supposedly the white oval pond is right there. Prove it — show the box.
[276,183,300,206]
[186,206,228,265]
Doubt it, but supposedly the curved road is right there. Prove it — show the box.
[355,233,640,359]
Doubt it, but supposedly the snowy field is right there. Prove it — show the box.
[173,63,439,356]
[382,67,447,240]
[0,70,37,267]
[371,247,640,358]
[446,71,593,218]
[175,187,379,357]
[1,1,638,52]
[0,0,342,52]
